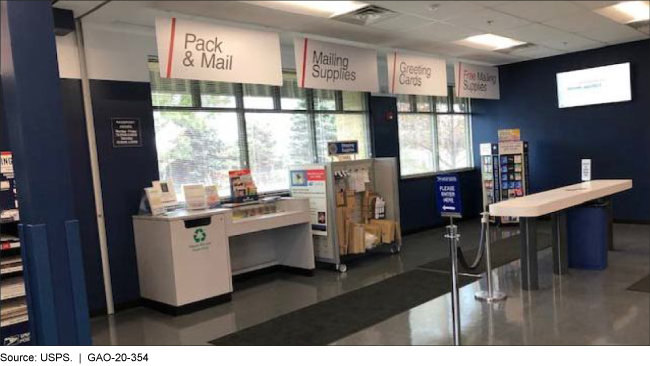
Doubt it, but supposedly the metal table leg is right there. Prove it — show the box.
[551,211,569,275]
[519,217,539,291]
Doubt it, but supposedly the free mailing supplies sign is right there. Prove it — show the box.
[294,37,379,92]
[435,174,462,218]
[387,52,447,97]
[455,62,500,100]
[155,17,282,85]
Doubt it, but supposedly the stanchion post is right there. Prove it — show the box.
[475,211,507,302]
[446,218,461,346]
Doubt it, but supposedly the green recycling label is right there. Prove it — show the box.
[193,228,207,243]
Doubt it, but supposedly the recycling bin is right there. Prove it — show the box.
[566,199,610,270]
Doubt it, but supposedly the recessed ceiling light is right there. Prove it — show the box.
[428,4,440,12]
[594,1,650,24]
[246,1,370,18]
[455,34,526,51]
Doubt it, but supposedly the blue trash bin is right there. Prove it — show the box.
[567,200,610,270]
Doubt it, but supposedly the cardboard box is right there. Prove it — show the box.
[370,219,396,244]
[364,224,382,247]
[347,223,366,254]
[345,190,356,209]
[336,190,346,207]
[336,207,347,255]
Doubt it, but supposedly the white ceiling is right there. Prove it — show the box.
[55,1,649,65]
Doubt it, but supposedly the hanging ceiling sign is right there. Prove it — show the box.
[387,52,447,96]
[454,62,500,100]
[294,37,379,92]
[155,17,282,85]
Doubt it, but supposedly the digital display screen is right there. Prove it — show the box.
[556,62,631,108]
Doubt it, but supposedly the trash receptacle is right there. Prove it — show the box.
[567,200,610,270]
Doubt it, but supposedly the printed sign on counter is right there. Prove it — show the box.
[290,166,328,236]
[294,38,379,92]
[435,174,462,218]
[112,118,142,148]
[581,159,592,182]
[387,52,447,96]
[455,62,500,100]
[155,17,282,85]
[498,128,521,142]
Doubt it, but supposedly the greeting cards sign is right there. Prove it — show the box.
[387,52,447,96]
[294,37,379,92]
[155,17,282,85]
[455,62,500,100]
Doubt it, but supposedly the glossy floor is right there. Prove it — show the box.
[90,221,650,345]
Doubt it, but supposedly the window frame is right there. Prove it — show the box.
[149,61,372,197]
[397,86,474,180]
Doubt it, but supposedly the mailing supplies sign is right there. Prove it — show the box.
[328,141,359,156]
[387,52,447,96]
[155,17,282,85]
[112,118,142,147]
[290,167,328,236]
[294,38,379,92]
[435,174,462,218]
[455,62,500,100]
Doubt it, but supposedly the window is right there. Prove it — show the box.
[148,61,371,197]
[397,86,472,178]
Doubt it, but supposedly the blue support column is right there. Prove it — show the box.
[1,1,91,345]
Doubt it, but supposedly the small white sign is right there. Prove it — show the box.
[455,62,500,100]
[155,17,282,85]
[386,52,447,96]
[183,184,207,210]
[480,143,493,156]
[294,37,379,92]
[581,159,592,182]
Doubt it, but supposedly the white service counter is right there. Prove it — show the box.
[133,198,315,314]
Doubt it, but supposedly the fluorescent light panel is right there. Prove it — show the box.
[595,1,650,24]
[455,34,526,51]
[246,1,369,18]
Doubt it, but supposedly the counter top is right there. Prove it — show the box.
[489,179,633,218]
[133,208,231,222]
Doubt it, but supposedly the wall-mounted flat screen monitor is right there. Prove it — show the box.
[556,62,631,108]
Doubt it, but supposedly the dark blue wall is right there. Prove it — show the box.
[60,79,106,313]
[89,80,159,308]
[370,96,483,233]
[472,40,650,222]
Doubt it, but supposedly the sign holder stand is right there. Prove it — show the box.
[444,217,461,346]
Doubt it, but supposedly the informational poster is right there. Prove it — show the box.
[289,166,327,236]
[455,62,500,100]
[498,129,520,142]
[387,52,447,96]
[294,37,379,92]
[155,17,282,85]
[111,118,142,148]
[435,174,462,218]
[581,159,592,182]
[228,169,258,203]
[1,152,18,212]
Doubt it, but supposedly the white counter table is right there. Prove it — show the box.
[489,180,632,290]
[132,198,315,314]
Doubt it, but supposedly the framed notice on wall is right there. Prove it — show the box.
[111,118,142,148]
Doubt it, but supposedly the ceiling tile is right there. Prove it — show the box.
[445,8,532,32]
[506,45,564,58]
[367,1,487,21]
[498,23,576,43]
[579,23,648,43]
[494,1,584,22]
[473,1,510,8]
[369,15,434,32]
[536,33,605,51]
[461,51,527,65]
[406,20,483,42]
[543,10,621,33]
[571,1,622,10]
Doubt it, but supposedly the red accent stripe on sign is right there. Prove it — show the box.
[300,38,308,88]
[166,17,177,78]
[457,62,462,97]
[391,52,397,94]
